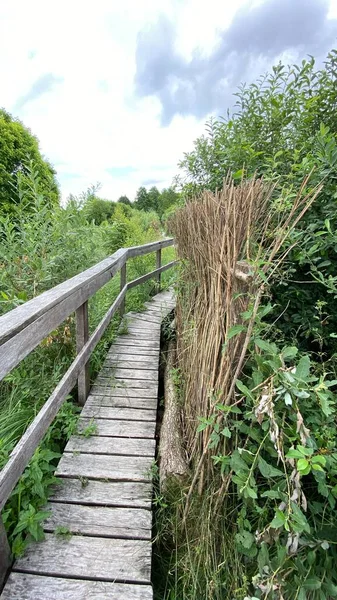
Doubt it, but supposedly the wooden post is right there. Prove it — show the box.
[0,515,11,588]
[156,248,162,291]
[76,301,90,406]
[120,263,127,319]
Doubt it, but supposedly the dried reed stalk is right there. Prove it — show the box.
[169,174,321,508]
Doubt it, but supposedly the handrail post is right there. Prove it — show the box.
[0,515,11,588]
[76,301,90,406]
[156,248,162,290]
[120,263,127,318]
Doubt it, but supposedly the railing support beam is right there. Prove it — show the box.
[120,263,127,319]
[76,301,90,405]
[0,515,11,588]
[156,248,162,291]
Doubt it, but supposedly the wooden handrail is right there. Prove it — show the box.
[0,238,175,514]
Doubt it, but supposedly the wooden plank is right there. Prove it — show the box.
[103,359,158,371]
[126,261,177,291]
[50,478,152,508]
[126,312,162,323]
[100,368,158,382]
[65,435,156,456]
[0,288,126,510]
[114,336,160,348]
[124,329,159,340]
[76,300,90,406]
[94,378,158,392]
[56,453,153,481]
[108,345,159,356]
[80,406,157,421]
[90,386,158,399]
[13,534,152,583]
[76,418,156,439]
[1,573,153,600]
[44,502,152,539]
[120,262,127,318]
[87,394,157,409]
[0,516,11,588]
[106,354,159,365]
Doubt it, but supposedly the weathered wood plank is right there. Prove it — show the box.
[1,573,153,600]
[103,359,158,371]
[76,300,90,406]
[65,435,156,456]
[44,502,152,539]
[90,386,158,398]
[126,312,162,323]
[100,368,158,382]
[114,336,160,348]
[0,516,11,588]
[50,478,152,508]
[94,378,158,392]
[106,354,159,365]
[13,534,152,583]
[87,394,157,409]
[56,453,153,481]
[76,418,156,439]
[126,261,177,291]
[108,344,159,356]
[123,329,159,340]
[80,406,157,421]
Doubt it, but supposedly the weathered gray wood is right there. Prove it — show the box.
[104,359,158,371]
[44,502,152,539]
[126,312,162,324]
[80,406,157,421]
[120,263,127,318]
[0,287,127,510]
[90,386,158,398]
[100,368,158,382]
[13,534,152,583]
[1,573,153,600]
[106,355,159,366]
[108,344,159,356]
[56,453,153,481]
[0,516,11,588]
[87,394,157,409]
[65,435,156,456]
[94,378,158,392]
[156,248,162,289]
[76,418,156,438]
[50,478,152,508]
[123,329,159,340]
[114,336,160,348]
[76,300,90,406]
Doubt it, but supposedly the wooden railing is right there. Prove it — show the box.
[0,237,176,583]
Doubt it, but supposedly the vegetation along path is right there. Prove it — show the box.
[1,290,175,600]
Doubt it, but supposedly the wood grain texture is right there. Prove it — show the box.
[108,345,159,356]
[114,336,160,349]
[13,534,152,583]
[94,378,158,392]
[44,502,152,539]
[126,312,162,323]
[76,418,156,438]
[56,453,153,481]
[87,394,158,409]
[100,368,158,382]
[50,478,152,508]
[90,386,158,398]
[65,435,156,456]
[80,406,157,421]
[0,517,11,588]
[1,574,153,600]
[103,359,158,370]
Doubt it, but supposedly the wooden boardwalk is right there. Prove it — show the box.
[1,290,175,600]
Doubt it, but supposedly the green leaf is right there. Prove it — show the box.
[255,338,277,354]
[295,355,310,380]
[281,346,298,359]
[270,509,286,529]
[312,455,326,466]
[286,449,305,459]
[236,380,254,400]
[303,577,321,591]
[226,324,246,341]
[221,426,232,438]
[261,490,281,499]
[258,456,283,478]
[312,463,324,471]
[297,445,314,456]
[297,458,310,472]
[230,450,249,473]
[235,530,254,549]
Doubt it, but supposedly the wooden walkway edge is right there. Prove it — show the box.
[1,290,175,600]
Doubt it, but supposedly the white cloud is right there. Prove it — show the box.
[1,0,336,202]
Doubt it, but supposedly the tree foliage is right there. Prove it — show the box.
[0,109,59,213]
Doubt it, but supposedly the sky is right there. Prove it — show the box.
[1,0,337,203]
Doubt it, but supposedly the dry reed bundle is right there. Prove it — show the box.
[169,174,321,500]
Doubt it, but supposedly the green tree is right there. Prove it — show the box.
[159,187,180,218]
[134,186,150,211]
[117,195,131,206]
[0,109,59,213]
